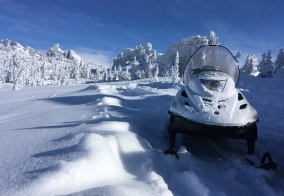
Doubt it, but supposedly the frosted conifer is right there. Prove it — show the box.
[172,51,180,83]
[208,31,219,45]
[274,48,284,74]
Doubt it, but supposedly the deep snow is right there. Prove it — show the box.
[0,77,283,196]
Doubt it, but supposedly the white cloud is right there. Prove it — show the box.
[75,48,116,67]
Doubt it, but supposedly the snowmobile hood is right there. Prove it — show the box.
[183,45,239,86]
[169,45,258,127]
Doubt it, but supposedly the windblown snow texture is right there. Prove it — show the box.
[0,77,283,196]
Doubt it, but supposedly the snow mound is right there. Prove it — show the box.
[97,84,118,94]
[90,121,130,133]
[21,133,134,195]
[96,96,121,107]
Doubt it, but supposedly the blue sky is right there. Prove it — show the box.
[0,0,283,65]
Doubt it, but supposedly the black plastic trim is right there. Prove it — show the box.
[168,111,258,140]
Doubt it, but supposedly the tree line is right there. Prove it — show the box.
[1,35,284,90]
[0,41,93,90]
[240,48,284,78]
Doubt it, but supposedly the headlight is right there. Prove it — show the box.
[200,79,226,92]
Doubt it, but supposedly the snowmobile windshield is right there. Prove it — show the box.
[183,45,239,85]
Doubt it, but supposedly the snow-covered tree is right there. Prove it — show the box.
[71,60,80,81]
[208,31,219,45]
[132,56,139,66]
[112,42,160,78]
[145,60,154,78]
[125,67,131,80]
[95,71,102,82]
[103,70,108,81]
[107,69,112,81]
[113,66,119,81]
[135,70,143,79]
[130,56,142,80]
[84,62,91,79]
[172,51,180,83]
[112,34,209,78]
[117,64,123,80]
[259,50,275,77]
[153,65,159,81]
[241,55,259,76]
[145,42,153,53]
[0,39,101,88]
[47,44,64,58]
[41,61,47,81]
[274,48,284,75]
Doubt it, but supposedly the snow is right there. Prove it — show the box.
[67,50,82,62]
[112,35,208,78]
[0,77,283,196]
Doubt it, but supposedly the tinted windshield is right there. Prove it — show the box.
[183,45,239,85]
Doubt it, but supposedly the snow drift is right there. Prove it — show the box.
[0,77,283,196]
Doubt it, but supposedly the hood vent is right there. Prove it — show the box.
[181,90,188,98]
[238,93,244,100]
[239,104,247,110]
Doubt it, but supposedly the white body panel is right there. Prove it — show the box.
[170,73,258,126]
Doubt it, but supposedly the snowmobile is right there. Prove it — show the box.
[165,44,259,158]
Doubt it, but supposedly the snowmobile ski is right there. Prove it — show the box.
[246,152,277,170]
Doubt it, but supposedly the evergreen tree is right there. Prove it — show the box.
[274,48,284,74]
[118,64,122,80]
[172,51,180,83]
[112,42,160,78]
[135,70,142,79]
[41,61,47,81]
[132,56,139,66]
[154,65,159,81]
[0,40,100,87]
[259,50,274,77]
[241,55,259,76]
[103,70,108,81]
[125,67,131,80]
[208,31,219,45]
[145,60,153,78]
[107,69,112,81]
[113,66,119,81]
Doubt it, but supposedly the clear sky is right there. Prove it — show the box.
[1,0,283,65]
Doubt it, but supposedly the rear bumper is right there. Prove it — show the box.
[168,112,258,141]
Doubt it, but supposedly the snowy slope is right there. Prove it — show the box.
[0,77,283,196]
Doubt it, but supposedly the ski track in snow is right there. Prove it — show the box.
[0,77,283,196]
